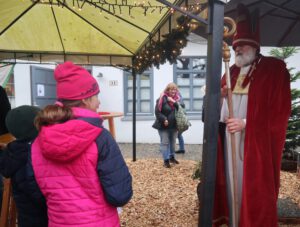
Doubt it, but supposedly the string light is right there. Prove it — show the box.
[32,0,169,15]
[29,0,204,71]
[132,11,201,74]
[31,0,204,16]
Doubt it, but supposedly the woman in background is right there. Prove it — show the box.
[153,83,181,168]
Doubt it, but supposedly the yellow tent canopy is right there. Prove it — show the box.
[0,0,206,66]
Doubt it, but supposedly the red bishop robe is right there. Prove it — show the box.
[213,55,291,227]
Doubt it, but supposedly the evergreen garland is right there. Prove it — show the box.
[132,14,197,74]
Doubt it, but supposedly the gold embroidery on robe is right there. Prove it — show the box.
[233,74,249,94]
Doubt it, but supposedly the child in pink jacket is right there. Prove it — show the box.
[30,62,132,227]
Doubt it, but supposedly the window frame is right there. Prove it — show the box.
[4,67,16,108]
[173,56,207,116]
[123,68,154,118]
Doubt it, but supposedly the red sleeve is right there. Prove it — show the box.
[269,60,291,196]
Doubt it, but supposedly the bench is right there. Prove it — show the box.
[0,133,17,227]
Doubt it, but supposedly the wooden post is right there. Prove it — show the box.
[199,1,225,226]
[0,133,17,227]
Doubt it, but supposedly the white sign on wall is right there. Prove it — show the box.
[109,80,118,86]
[37,84,45,97]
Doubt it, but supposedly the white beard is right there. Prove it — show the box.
[235,48,256,68]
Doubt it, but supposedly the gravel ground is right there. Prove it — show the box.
[119,143,203,162]
[120,159,199,227]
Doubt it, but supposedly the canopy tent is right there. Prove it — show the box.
[1,0,298,225]
[194,0,300,47]
[0,0,206,66]
[0,0,210,162]
[225,0,300,46]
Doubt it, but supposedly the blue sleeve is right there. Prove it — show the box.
[96,129,133,207]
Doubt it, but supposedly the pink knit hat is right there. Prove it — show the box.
[54,61,100,100]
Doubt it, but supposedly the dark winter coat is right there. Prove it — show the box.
[0,139,48,227]
[0,86,11,135]
[152,96,179,130]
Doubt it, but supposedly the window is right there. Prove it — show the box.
[174,56,206,114]
[5,73,15,108]
[1,65,16,108]
[124,69,153,116]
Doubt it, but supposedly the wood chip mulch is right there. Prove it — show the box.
[119,159,300,227]
[279,171,300,206]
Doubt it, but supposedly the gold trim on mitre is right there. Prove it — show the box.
[235,14,246,23]
[232,38,259,47]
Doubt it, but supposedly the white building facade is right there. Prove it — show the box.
[12,38,300,145]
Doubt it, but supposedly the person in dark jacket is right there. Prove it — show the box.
[0,85,11,210]
[153,82,181,168]
[0,105,48,227]
[0,85,11,135]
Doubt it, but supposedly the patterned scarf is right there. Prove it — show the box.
[158,91,180,111]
